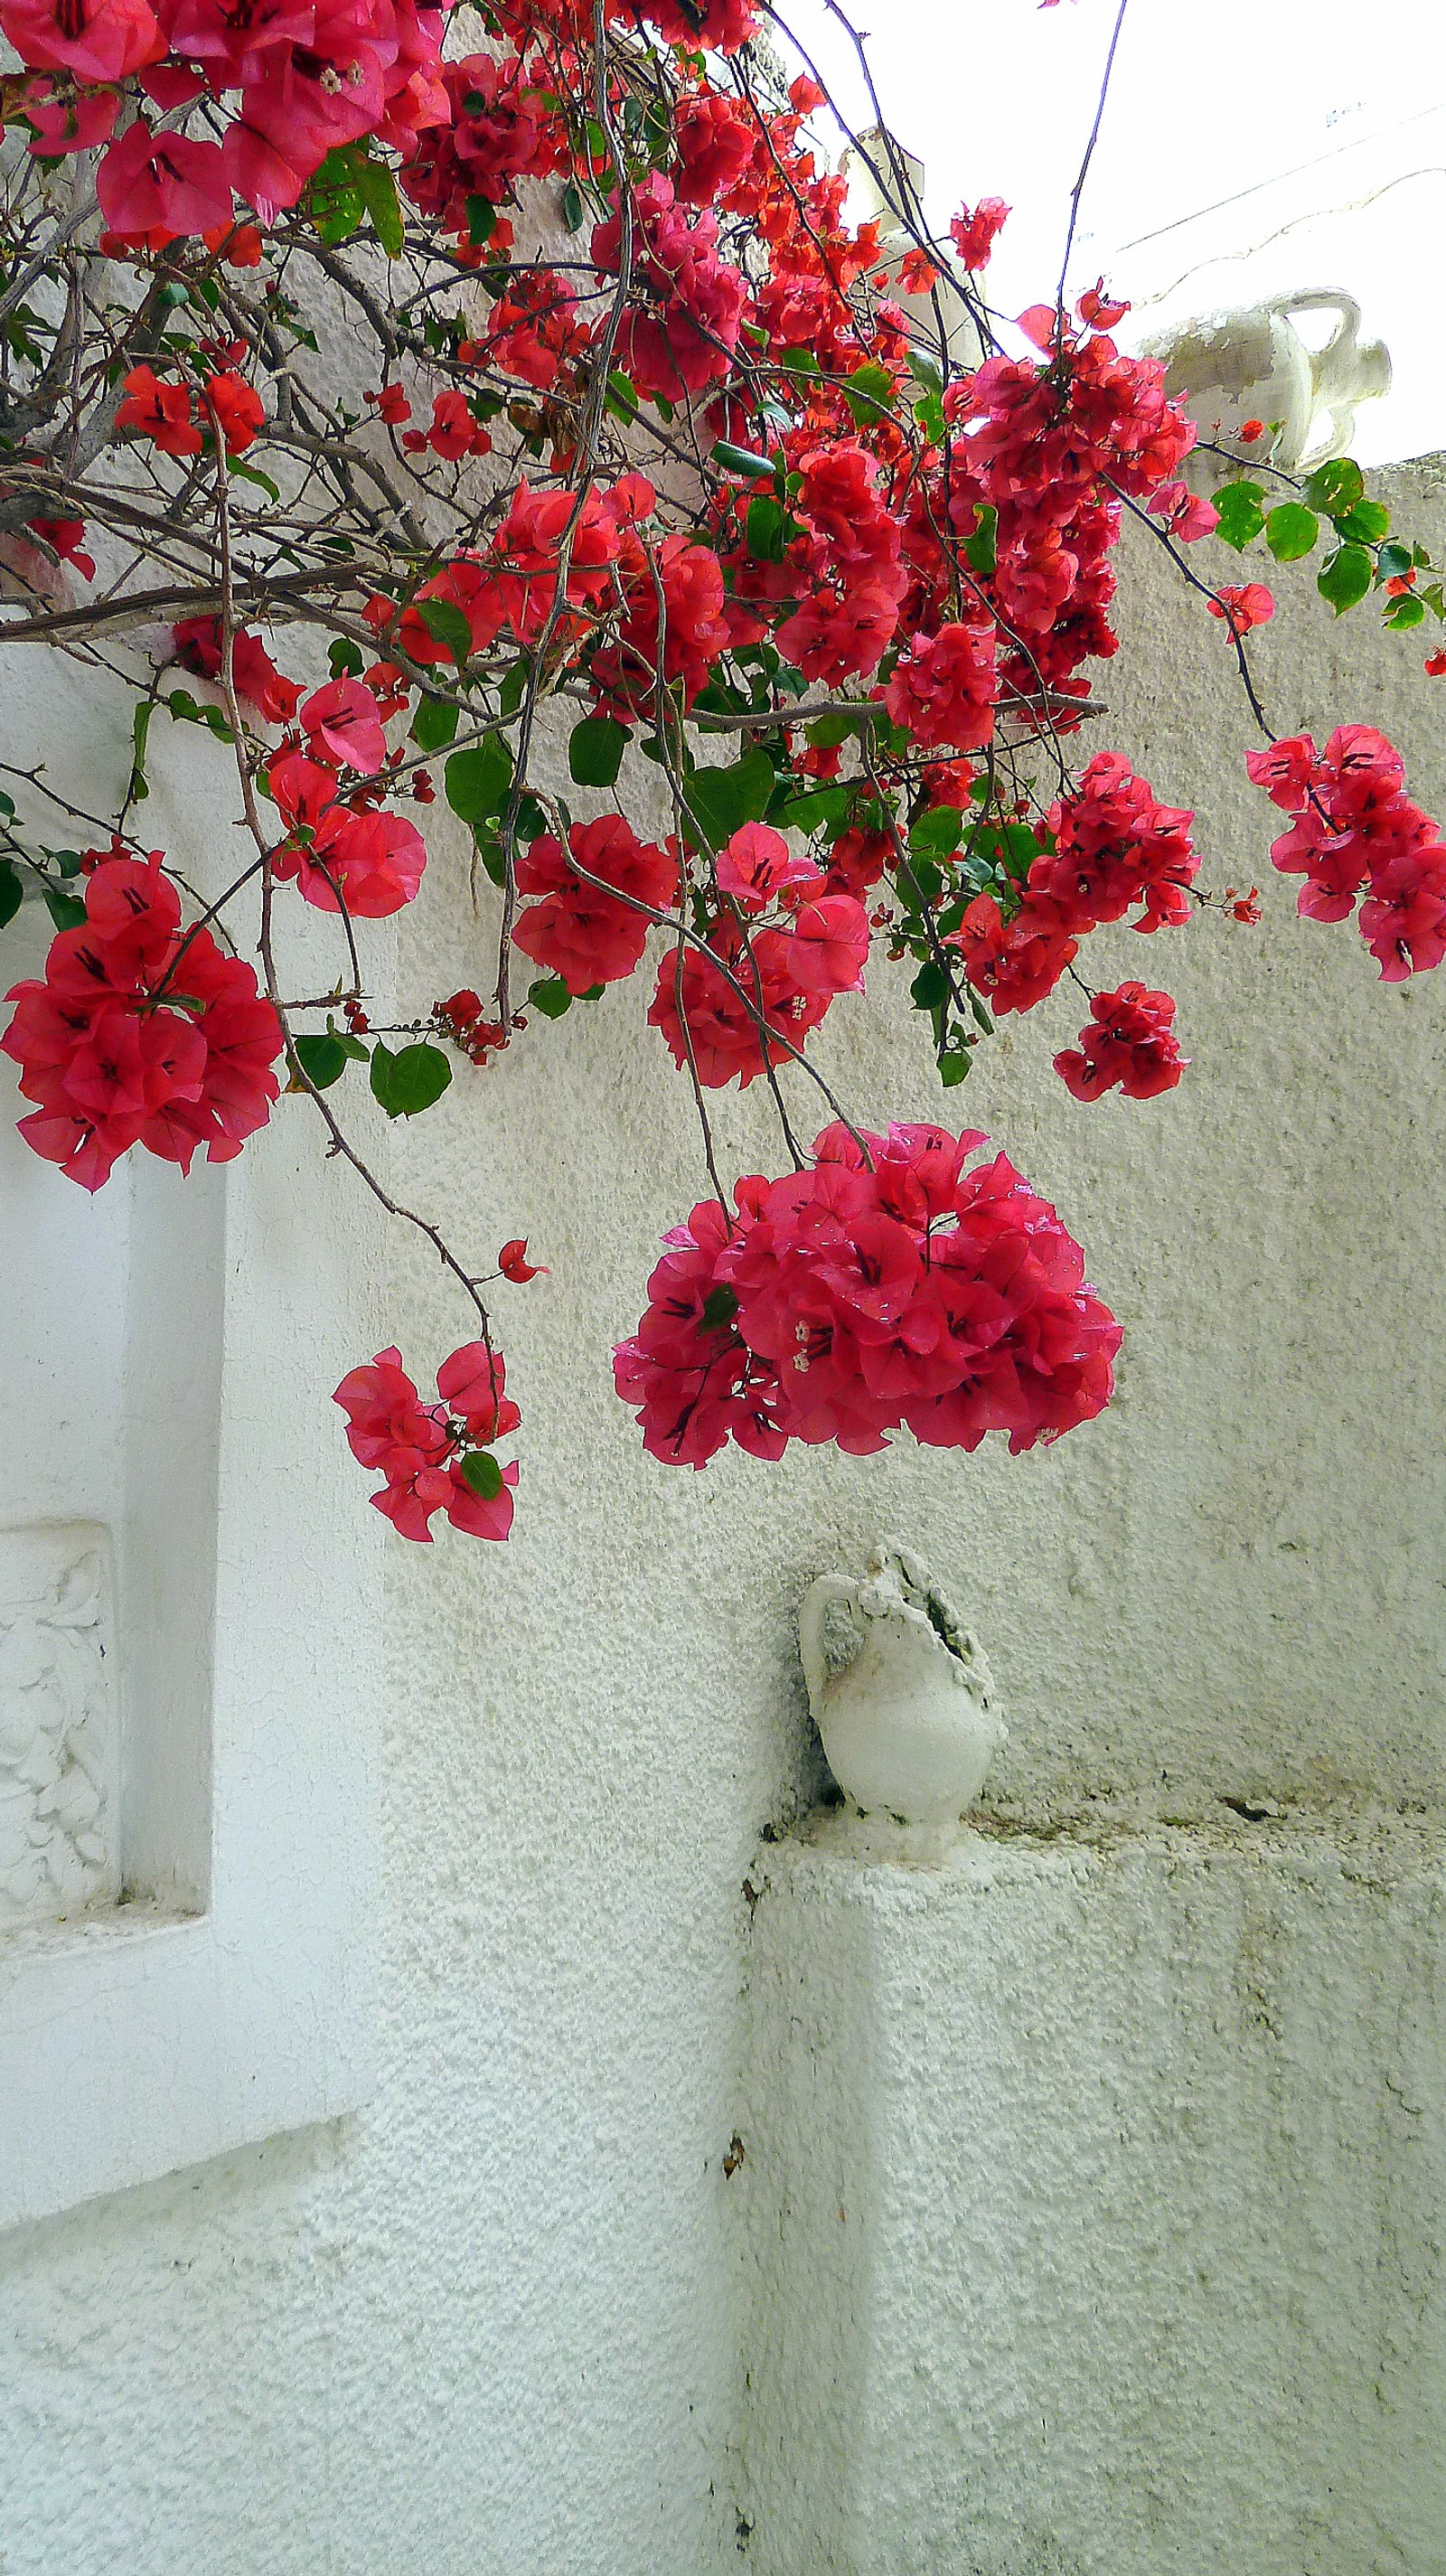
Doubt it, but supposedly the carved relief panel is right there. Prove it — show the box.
[0,1525,118,1927]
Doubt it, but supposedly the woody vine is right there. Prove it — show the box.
[0,0,1442,1540]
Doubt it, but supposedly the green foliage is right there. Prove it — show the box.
[0,862,21,930]
[568,715,628,787]
[1317,544,1374,614]
[527,976,573,1018]
[444,737,513,826]
[1213,481,1267,551]
[962,504,998,577]
[369,1040,453,1118]
[1264,503,1319,562]
[411,694,459,753]
[686,748,775,847]
[460,1450,505,1499]
[414,596,474,667]
[293,1032,350,1089]
[843,362,897,427]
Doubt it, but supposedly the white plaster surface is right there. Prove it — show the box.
[738,1811,1446,2575]
[1,461,1445,2571]
[0,658,382,2226]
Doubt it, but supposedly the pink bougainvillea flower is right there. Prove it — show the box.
[948,197,1009,270]
[512,814,676,994]
[2,855,282,1189]
[615,1121,1121,1469]
[1054,982,1187,1102]
[334,1343,519,1543]
[498,1237,546,1283]
[299,677,388,775]
[97,122,231,249]
[202,371,265,453]
[715,822,822,917]
[0,0,162,81]
[115,364,202,456]
[22,75,117,153]
[273,803,427,918]
[1208,583,1275,636]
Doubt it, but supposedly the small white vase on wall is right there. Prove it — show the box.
[799,1541,1005,1827]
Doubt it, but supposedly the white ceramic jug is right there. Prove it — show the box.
[1141,290,1391,482]
[799,1541,1005,1825]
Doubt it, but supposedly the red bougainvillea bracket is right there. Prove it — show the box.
[0,0,1442,1540]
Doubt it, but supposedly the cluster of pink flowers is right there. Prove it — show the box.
[647,824,870,1086]
[948,755,1197,1027]
[3,0,449,235]
[942,301,1197,713]
[2,853,283,1190]
[883,619,999,752]
[614,1119,1122,1467]
[333,1342,519,1541]
[1054,983,1186,1101]
[268,678,425,917]
[1246,725,1446,979]
[591,174,747,404]
[772,444,908,689]
[513,815,678,994]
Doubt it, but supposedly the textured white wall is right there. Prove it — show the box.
[1,459,1445,2574]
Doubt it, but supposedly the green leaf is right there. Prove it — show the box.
[910,959,947,1010]
[465,193,496,247]
[561,182,584,233]
[0,862,22,930]
[909,806,963,860]
[805,711,860,749]
[293,1032,349,1089]
[1332,498,1391,546]
[527,976,573,1019]
[227,455,282,503]
[1264,502,1319,562]
[776,784,850,832]
[700,1283,740,1332]
[414,596,474,669]
[129,698,154,802]
[712,438,775,480]
[604,371,637,424]
[475,837,506,888]
[1302,456,1364,514]
[962,503,997,577]
[1317,543,1374,614]
[568,715,627,787]
[687,748,775,847]
[460,1449,505,1500]
[1213,480,1266,551]
[42,883,86,931]
[938,1048,972,1087]
[356,157,404,256]
[328,637,365,678]
[445,737,513,826]
[411,694,459,753]
[843,362,897,426]
[369,1040,453,1119]
[1376,542,1414,583]
[1384,593,1426,628]
[746,494,788,563]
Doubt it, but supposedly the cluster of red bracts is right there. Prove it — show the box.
[1,855,283,1190]
[333,1343,519,1541]
[614,1121,1122,1469]
[1247,726,1446,980]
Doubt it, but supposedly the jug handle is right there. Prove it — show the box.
[1268,289,1359,367]
[799,1575,862,1720]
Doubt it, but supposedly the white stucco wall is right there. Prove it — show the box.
[1,459,1445,2573]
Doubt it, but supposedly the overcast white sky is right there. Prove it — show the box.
[772,0,1446,464]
